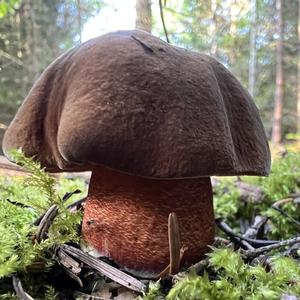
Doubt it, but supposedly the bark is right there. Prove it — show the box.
[272,0,284,144]
[248,0,257,97]
[135,0,152,33]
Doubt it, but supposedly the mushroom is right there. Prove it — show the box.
[2,30,271,276]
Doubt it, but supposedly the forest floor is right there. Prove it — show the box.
[0,150,300,299]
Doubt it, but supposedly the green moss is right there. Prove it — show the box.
[214,152,300,238]
[151,248,300,300]
[0,150,86,298]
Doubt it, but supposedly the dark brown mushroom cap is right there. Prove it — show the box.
[2,30,271,178]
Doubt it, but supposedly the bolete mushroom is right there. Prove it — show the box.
[2,30,271,276]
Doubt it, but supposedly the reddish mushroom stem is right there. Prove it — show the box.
[82,167,215,275]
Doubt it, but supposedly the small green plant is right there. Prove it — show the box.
[137,280,163,300]
[214,152,300,239]
[213,179,240,222]
[0,150,86,298]
[141,248,300,300]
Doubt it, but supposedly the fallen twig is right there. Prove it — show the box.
[272,198,300,229]
[63,189,82,202]
[283,242,300,257]
[188,257,210,274]
[67,196,87,211]
[6,198,32,209]
[216,218,278,247]
[213,236,231,247]
[60,245,146,293]
[55,246,83,287]
[242,236,300,259]
[243,216,268,239]
[36,205,59,242]
[56,247,81,274]
[62,266,83,287]
[173,257,210,284]
[216,218,254,250]
[12,275,34,300]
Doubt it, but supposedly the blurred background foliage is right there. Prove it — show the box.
[0,0,300,153]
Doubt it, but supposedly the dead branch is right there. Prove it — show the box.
[216,218,278,247]
[243,216,268,239]
[242,236,300,259]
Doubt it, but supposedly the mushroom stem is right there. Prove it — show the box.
[82,167,215,275]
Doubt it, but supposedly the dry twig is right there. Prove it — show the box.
[242,236,300,259]
[216,218,278,247]
[243,216,268,239]
[12,275,34,300]
[272,198,300,229]
[60,245,146,293]
[36,204,59,242]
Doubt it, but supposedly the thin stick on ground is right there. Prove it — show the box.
[272,198,300,229]
[12,275,34,300]
[242,236,300,259]
[67,196,87,211]
[243,216,268,239]
[216,218,278,247]
[36,204,59,242]
[60,244,146,293]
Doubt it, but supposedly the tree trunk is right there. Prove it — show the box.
[210,0,217,56]
[229,0,238,66]
[272,0,284,145]
[248,0,257,97]
[297,0,300,135]
[135,0,152,33]
[77,0,82,43]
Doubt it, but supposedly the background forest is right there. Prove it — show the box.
[0,0,299,151]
